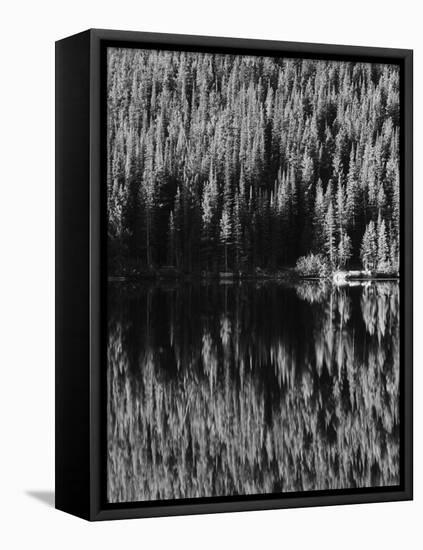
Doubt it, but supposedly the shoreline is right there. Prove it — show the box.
[108,269,400,284]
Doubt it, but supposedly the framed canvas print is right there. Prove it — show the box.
[55,29,413,521]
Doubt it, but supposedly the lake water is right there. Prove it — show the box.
[106,280,400,503]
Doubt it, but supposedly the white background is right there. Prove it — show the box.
[0,0,420,548]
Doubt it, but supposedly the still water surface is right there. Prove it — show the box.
[107,280,400,503]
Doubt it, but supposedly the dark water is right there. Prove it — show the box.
[107,280,400,503]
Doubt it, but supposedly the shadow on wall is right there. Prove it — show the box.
[26,491,55,508]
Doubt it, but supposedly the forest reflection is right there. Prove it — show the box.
[107,281,400,503]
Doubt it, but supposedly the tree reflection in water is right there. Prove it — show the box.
[107,281,400,503]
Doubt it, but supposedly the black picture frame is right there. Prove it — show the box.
[55,28,413,521]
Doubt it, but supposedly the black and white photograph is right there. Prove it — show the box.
[1,0,419,542]
[106,47,401,504]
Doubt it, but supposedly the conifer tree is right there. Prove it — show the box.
[360,221,377,271]
[313,179,325,252]
[377,214,390,272]
[220,207,232,272]
[233,193,243,270]
[338,233,352,268]
[324,201,336,268]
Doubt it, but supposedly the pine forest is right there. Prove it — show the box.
[107,48,400,278]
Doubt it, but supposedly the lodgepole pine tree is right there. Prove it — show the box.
[324,201,336,268]
[338,233,352,268]
[220,207,232,272]
[377,214,390,272]
[360,221,377,271]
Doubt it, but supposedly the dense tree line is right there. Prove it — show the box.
[107,48,400,275]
